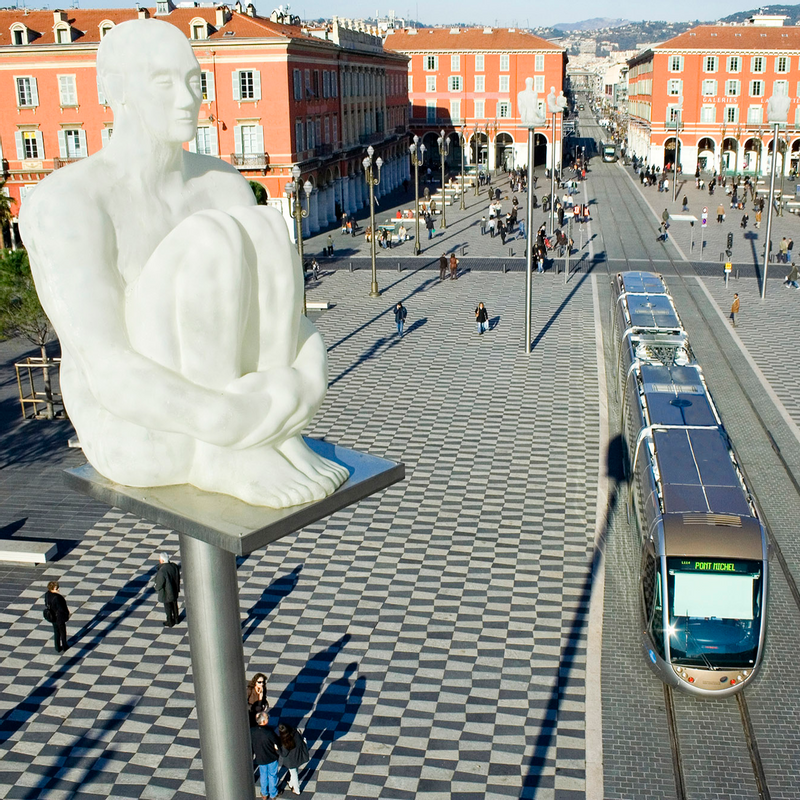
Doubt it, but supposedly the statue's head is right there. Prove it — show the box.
[524,77,534,91]
[97,19,202,144]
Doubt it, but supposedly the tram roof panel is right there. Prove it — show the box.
[652,428,751,517]
[619,271,668,295]
[626,294,680,330]
[639,364,717,427]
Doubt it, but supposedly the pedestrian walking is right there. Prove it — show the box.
[780,237,789,263]
[278,723,310,796]
[154,552,181,628]
[247,673,269,727]
[682,195,689,212]
[326,234,334,256]
[425,213,434,240]
[394,302,407,337]
[784,263,800,289]
[475,302,489,335]
[341,212,348,234]
[44,580,70,653]
[439,253,448,281]
[449,252,459,280]
[251,712,281,800]
[740,214,749,230]
[755,208,762,228]
[716,203,725,223]
[730,293,740,327]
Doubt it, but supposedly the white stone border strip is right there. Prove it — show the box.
[694,276,800,448]
[586,273,608,800]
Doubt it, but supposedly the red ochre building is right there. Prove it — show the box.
[0,3,409,240]
[627,15,800,176]
[384,26,567,174]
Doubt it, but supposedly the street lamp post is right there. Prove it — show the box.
[409,135,426,256]
[547,87,568,236]
[762,90,789,300]
[672,99,683,204]
[284,165,313,316]
[473,125,480,196]
[437,129,450,229]
[460,123,467,210]
[363,146,383,298]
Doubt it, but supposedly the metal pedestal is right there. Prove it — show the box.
[66,437,404,800]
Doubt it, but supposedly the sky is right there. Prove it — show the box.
[51,0,767,28]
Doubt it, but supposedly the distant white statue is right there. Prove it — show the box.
[767,88,790,125]
[518,77,546,128]
[20,19,349,508]
[546,86,568,115]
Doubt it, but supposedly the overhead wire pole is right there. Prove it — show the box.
[762,92,789,300]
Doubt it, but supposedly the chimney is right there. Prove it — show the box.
[137,6,149,19]
[246,3,255,16]
[53,9,69,24]
[215,6,229,27]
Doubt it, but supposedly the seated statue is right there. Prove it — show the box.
[20,19,348,508]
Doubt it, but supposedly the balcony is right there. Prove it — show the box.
[53,157,83,169]
[230,153,269,173]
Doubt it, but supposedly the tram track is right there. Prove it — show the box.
[580,121,799,799]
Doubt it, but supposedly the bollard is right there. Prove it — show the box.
[736,268,740,279]
[509,247,513,257]
[502,263,507,273]
[397,262,401,272]
[349,262,353,273]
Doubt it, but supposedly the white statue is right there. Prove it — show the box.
[518,77,546,128]
[767,87,790,125]
[19,19,349,508]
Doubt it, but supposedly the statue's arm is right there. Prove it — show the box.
[20,190,259,447]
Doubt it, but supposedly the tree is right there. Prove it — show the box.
[0,248,57,418]
[249,180,268,205]
[0,179,16,249]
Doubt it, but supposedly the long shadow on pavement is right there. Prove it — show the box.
[530,270,591,351]
[242,565,302,643]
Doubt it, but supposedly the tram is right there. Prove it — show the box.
[601,142,619,162]
[613,271,768,697]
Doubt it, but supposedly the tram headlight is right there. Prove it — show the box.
[667,623,677,638]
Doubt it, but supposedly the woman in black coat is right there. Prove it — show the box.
[278,723,308,795]
[44,581,70,653]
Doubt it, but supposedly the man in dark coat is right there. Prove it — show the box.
[251,712,281,800]
[154,552,181,627]
[44,581,70,653]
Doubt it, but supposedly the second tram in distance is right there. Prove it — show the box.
[613,271,768,697]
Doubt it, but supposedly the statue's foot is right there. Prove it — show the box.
[191,443,331,508]
[277,436,350,494]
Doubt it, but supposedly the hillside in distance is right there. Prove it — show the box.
[552,17,628,31]
[721,2,800,24]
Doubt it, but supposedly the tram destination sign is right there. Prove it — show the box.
[678,559,751,573]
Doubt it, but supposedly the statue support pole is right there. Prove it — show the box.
[525,127,534,354]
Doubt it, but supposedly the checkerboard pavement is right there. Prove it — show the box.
[0,270,603,799]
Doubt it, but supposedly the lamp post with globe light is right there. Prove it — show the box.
[363,146,383,297]
[459,123,467,210]
[284,165,313,316]
[409,135,426,255]
[437,129,450,229]
[547,86,568,235]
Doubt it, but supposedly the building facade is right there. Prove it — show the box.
[628,15,800,176]
[0,3,409,240]
[385,27,567,172]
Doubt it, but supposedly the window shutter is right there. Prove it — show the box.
[97,76,107,106]
[254,125,264,154]
[30,77,39,107]
[187,136,197,153]
[232,71,241,101]
[252,70,261,101]
[34,131,44,158]
[14,131,24,160]
[101,128,111,147]
[205,71,215,102]
[78,129,87,157]
[209,126,219,156]
[57,130,67,158]
[233,125,243,154]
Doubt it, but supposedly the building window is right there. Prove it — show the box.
[749,80,764,97]
[17,130,42,159]
[58,75,77,107]
[668,55,683,72]
[408,75,413,93]
[295,120,303,151]
[703,56,718,73]
[474,99,484,118]
[667,79,682,96]
[747,105,762,126]
[97,75,108,106]
[15,77,38,108]
[293,69,302,101]
[667,105,680,123]
[474,75,485,92]
[99,22,113,38]
[450,100,461,121]
[534,75,545,93]
[324,116,330,143]
[700,105,715,123]
[500,54,509,71]
[535,54,544,71]
[499,75,509,93]
[425,55,438,70]
[233,70,261,101]
[11,26,26,45]
[191,22,206,40]
[55,25,71,44]
[725,79,740,97]
[448,75,462,92]
[426,76,436,92]
[426,100,436,122]
[323,70,330,98]
[331,73,338,97]
[195,126,218,156]
[451,54,460,71]
[774,79,789,98]
[497,100,510,118]
[751,56,765,73]
[776,56,790,73]
[475,54,484,71]
[238,124,262,155]
[312,70,320,97]
[200,71,215,102]
[701,79,717,96]
[727,56,741,73]
[725,105,738,124]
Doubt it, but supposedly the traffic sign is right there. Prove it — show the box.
[724,263,732,272]
[702,206,708,227]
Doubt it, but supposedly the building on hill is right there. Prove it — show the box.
[0,3,409,241]
[385,26,568,173]
[627,14,800,177]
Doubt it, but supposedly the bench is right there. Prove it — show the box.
[0,540,58,565]
[306,301,331,310]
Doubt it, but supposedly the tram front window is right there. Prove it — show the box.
[666,557,762,669]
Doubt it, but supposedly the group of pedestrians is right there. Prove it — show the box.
[248,674,310,798]
[437,253,459,282]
